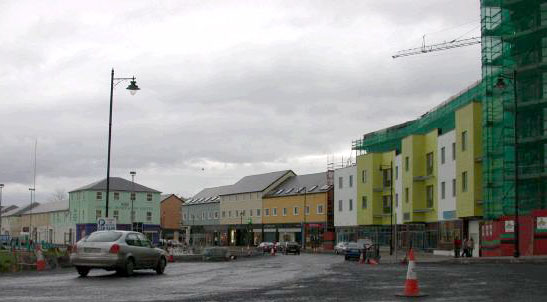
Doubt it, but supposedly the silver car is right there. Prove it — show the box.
[70,230,167,277]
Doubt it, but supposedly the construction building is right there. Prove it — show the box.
[349,0,546,256]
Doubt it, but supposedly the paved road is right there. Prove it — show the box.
[1,254,547,301]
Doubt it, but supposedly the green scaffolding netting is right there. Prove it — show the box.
[354,0,547,220]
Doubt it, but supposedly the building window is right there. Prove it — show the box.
[146,212,152,222]
[222,211,226,218]
[462,171,468,192]
[362,170,367,183]
[452,142,456,160]
[147,193,152,201]
[241,210,246,217]
[215,212,219,219]
[462,131,467,151]
[293,207,299,215]
[272,208,277,216]
[317,204,324,214]
[113,210,119,220]
[405,188,409,203]
[257,209,261,216]
[235,210,239,217]
[265,208,269,216]
[209,212,213,219]
[395,194,399,208]
[96,210,102,219]
[383,168,392,187]
[228,211,232,218]
[441,181,446,199]
[130,192,136,201]
[362,196,367,209]
[96,192,102,200]
[114,192,120,200]
[183,213,187,220]
[349,199,353,211]
[441,147,446,164]
[426,185,434,208]
[452,179,456,197]
[305,206,310,215]
[426,152,434,175]
[349,175,353,187]
[395,166,399,180]
[282,208,287,216]
[338,200,343,211]
[249,209,253,217]
[383,195,391,214]
[338,177,343,189]
[405,157,409,171]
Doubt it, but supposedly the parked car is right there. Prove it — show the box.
[203,247,231,261]
[334,242,349,255]
[284,242,301,255]
[258,242,274,253]
[70,230,168,277]
[344,242,362,261]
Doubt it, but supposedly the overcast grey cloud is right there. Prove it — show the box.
[0,0,481,205]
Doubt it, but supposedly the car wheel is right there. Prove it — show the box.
[155,257,166,275]
[335,250,339,255]
[124,258,135,277]
[76,266,90,277]
[344,256,348,261]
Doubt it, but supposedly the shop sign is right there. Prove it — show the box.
[537,217,547,230]
[505,220,514,233]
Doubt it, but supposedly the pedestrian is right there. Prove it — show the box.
[467,237,474,257]
[462,238,468,257]
[454,235,461,258]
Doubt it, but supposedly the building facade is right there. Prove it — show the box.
[263,172,334,248]
[20,200,72,245]
[160,194,184,241]
[0,203,40,237]
[182,185,231,246]
[69,177,161,243]
[334,165,358,243]
[219,170,295,245]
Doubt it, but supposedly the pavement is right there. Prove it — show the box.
[1,253,547,301]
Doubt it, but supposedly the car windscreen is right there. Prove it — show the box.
[85,232,123,242]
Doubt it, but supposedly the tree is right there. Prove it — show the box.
[49,188,68,202]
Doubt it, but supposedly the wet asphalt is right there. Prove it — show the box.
[1,254,546,301]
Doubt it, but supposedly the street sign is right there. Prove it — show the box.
[97,217,117,231]
[505,220,514,233]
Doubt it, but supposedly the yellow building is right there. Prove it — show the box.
[262,172,333,248]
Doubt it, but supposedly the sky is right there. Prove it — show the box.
[0,0,481,206]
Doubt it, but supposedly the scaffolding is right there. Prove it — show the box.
[354,0,547,221]
[481,0,547,219]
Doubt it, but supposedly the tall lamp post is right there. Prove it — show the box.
[302,186,307,249]
[105,69,140,218]
[495,69,520,258]
[379,162,394,256]
[0,184,4,233]
[130,171,136,230]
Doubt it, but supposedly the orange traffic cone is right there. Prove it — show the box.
[368,258,378,265]
[396,248,427,297]
[36,245,46,271]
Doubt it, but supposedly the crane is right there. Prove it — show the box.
[392,35,481,59]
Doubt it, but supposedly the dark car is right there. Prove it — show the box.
[284,242,300,255]
[344,243,362,261]
[203,247,231,261]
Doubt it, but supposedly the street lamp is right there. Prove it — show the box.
[105,69,140,218]
[302,186,307,250]
[130,171,136,230]
[0,184,4,233]
[495,69,520,258]
[379,162,394,256]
